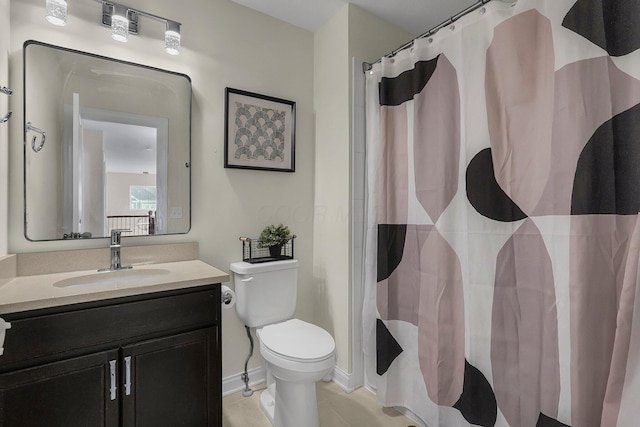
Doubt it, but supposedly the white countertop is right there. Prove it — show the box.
[0,260,230,314]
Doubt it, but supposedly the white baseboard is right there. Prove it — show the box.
[223,365,425,424]
[394,406,428,427]
[223,364,363,397]
[222,366,266,397]
[331,365,363,393]
[363,383,428,427]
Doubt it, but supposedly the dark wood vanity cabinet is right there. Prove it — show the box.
[121,327,217,426]
[0,348,120,426]
[0,284,222,427]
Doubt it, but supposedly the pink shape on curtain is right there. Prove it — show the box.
[485,10,555,217]
[413,54,460,223]
[377,225,465,406]
[491,218,560,426]
[486,10,640,218]
[532,57,640,216]
[377,104,409,225]
[569,215,638,427]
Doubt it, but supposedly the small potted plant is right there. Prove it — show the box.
[258,224,291,257]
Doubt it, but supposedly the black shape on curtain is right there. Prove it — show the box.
[379,57,439,106]
[572,103,640,215]
[376,319,403,375]
[537,412,570,427]
[377,224,407,282]
[562,0,640,57]
[452,360,497,427]
[466,148,528,222]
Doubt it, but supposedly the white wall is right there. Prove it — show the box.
[82,129,105,237]
[8,0,315,379]
[7,0,414,386]
[313,4,413,376]
[313,5,351,373]
[106,172,156,216]
[23,44,65,240]
[348,5,415,65]
[0,0,8,255]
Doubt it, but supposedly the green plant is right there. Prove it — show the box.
[258,224,291,248]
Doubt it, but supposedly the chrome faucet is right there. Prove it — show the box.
[99,229,132,272]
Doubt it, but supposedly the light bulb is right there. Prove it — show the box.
[111,4,129,42]
[165,21,181,55]
[45,0,67,26]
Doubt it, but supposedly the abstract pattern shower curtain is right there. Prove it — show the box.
[363,1,640,426]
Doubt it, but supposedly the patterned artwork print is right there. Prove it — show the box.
[232,102,286,162]
[371,1,640,426]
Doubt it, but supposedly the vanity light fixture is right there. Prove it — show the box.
[45,1,182,54]
[97,1,182,55]
[164,20,181,56]
[45,0,67,26]
[110,3,129,42]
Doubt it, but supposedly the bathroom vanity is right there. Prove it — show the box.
[0,247,228,427]
[5,36,221,425]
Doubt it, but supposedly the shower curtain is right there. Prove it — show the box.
[363,1,640,426]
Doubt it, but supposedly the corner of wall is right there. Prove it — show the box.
[311,1,414,379]
[312,4,352,374]
[347,3,415,64]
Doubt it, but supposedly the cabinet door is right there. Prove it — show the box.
[121,327,220,427]
[0,349,119,427]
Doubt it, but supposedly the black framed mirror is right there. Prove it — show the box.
[23,40,191,241]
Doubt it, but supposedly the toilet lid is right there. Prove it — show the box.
[260,319,335,361]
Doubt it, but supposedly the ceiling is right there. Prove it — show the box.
[229,0,480,36]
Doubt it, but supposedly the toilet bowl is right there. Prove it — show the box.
[230,260,336,427]
[257,319,335,427]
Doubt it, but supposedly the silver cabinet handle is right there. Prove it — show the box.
[124,356,132,396]
[109,360,117,401]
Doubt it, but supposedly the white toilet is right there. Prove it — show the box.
[230,259,336,427]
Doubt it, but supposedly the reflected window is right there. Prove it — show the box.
[130,185,157,210]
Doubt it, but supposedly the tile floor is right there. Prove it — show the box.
[223,381,418,427]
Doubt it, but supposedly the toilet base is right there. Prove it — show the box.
[260,388,276,425]
[259,379,320,427]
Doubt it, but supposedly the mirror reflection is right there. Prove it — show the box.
[24,41,191,241]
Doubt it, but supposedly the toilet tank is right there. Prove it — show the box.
[230,259,298,328]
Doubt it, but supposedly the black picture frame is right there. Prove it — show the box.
[224,88,296,172]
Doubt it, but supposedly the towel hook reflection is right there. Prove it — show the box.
[26,122,46,152]
[0,86,11,124]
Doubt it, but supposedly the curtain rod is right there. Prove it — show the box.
[363,0,499,72]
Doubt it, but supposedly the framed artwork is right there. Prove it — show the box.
[224,88,296,172]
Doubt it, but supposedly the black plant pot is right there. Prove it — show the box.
[269,245,282,257]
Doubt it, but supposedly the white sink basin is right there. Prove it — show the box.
[53,268,170,288]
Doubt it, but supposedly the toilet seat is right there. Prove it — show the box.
[259,319,335,363]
